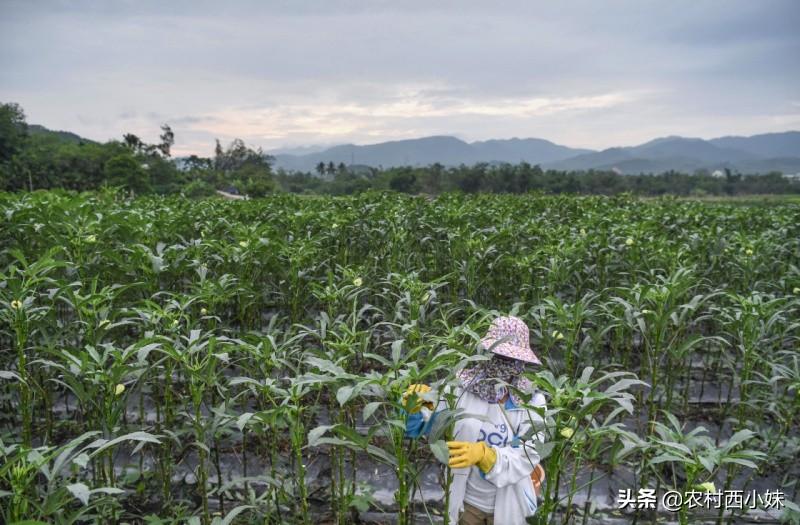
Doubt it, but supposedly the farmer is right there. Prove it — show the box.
[402,315,546,525]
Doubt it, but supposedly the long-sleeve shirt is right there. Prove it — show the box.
[464,397,517,512]
[404,381,547,524]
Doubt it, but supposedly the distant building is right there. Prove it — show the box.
[711,170,725,178]
[782,173,800,182]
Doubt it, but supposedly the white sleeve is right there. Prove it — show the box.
[483,392,546,488]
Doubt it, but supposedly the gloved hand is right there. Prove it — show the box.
[447,441,497,473]
[401,384,434,413]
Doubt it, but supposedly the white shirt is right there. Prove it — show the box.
[463,401,513,512]
[421,384,546,525]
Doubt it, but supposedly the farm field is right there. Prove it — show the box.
[1,190,799,524]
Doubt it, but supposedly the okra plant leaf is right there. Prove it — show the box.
[362,401,382,421]
[212,504,255,525]
[336,385,356,406]
[307,425,336,447]
[430,440,450,465]
[87,431,161,457]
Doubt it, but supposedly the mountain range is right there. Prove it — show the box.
[270,131,800,174]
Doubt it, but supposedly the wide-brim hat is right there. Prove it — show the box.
[480,315,542,365]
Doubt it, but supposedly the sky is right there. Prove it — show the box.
[1,0,799,157]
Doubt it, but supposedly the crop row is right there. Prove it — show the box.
[1,191,798,524]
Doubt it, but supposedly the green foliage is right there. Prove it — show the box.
[0,101,185,194]
[0,189,797,523]
[388,168,419,193]
[0,102,28,163]
[182,179,216,198]
[104,155,151,194]
[273,163,800,196]
[3,101,800,199]
[213,138,277,197]
[0,431,160,524]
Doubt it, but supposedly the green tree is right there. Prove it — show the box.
[182,179,216,198]
[388,168,418,193]
[184,155,213,171]
[157,124,174,157]
[239,163,277,197]
[0,102,30,189]
[0,102,29,163]
[213,138,276,196]
[104,154,151,194]
[123,133,145,154]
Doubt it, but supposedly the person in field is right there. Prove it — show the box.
[402,315,546,525]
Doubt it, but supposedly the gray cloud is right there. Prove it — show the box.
[1,0,798,155]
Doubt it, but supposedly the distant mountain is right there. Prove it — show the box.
[28,124,94,144]
[544,147,632,171]
[546,132,800,174]
[266,144,336,156]
[710,131,800,158]
[29,122,800,175]
[631,136,756,163]
[273,131,800,174]
[273,135,591,172]
[734,156,800,174]
[471,137,592,164]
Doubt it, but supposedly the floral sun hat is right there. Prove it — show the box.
[480,315,541,365]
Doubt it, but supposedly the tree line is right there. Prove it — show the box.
[0,102,276,197]
[2,101,799,198]
[287,163,799,197]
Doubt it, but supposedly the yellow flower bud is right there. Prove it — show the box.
[200,308,208,315]
[745,248,753,256]
[579,228,586,236]
[86,234,97,243]
[793,287,800,294]
[552,330,564,340]
[559,427,574,439]
[625,237,634,246]
[353,277,363,287]
[114,384,125,396]
[696,481,716,493]
[10,300,22,310]
[239,240,249,248]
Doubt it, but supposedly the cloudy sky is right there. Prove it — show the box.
[1,0,798,156]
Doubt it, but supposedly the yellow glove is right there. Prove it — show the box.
[447,441,497,473]
[401,384,434,413]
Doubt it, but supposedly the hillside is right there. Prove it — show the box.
[545,132,800,174]
[272,135,591,172]
[272,131,800,174]
[28,124,95,144]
